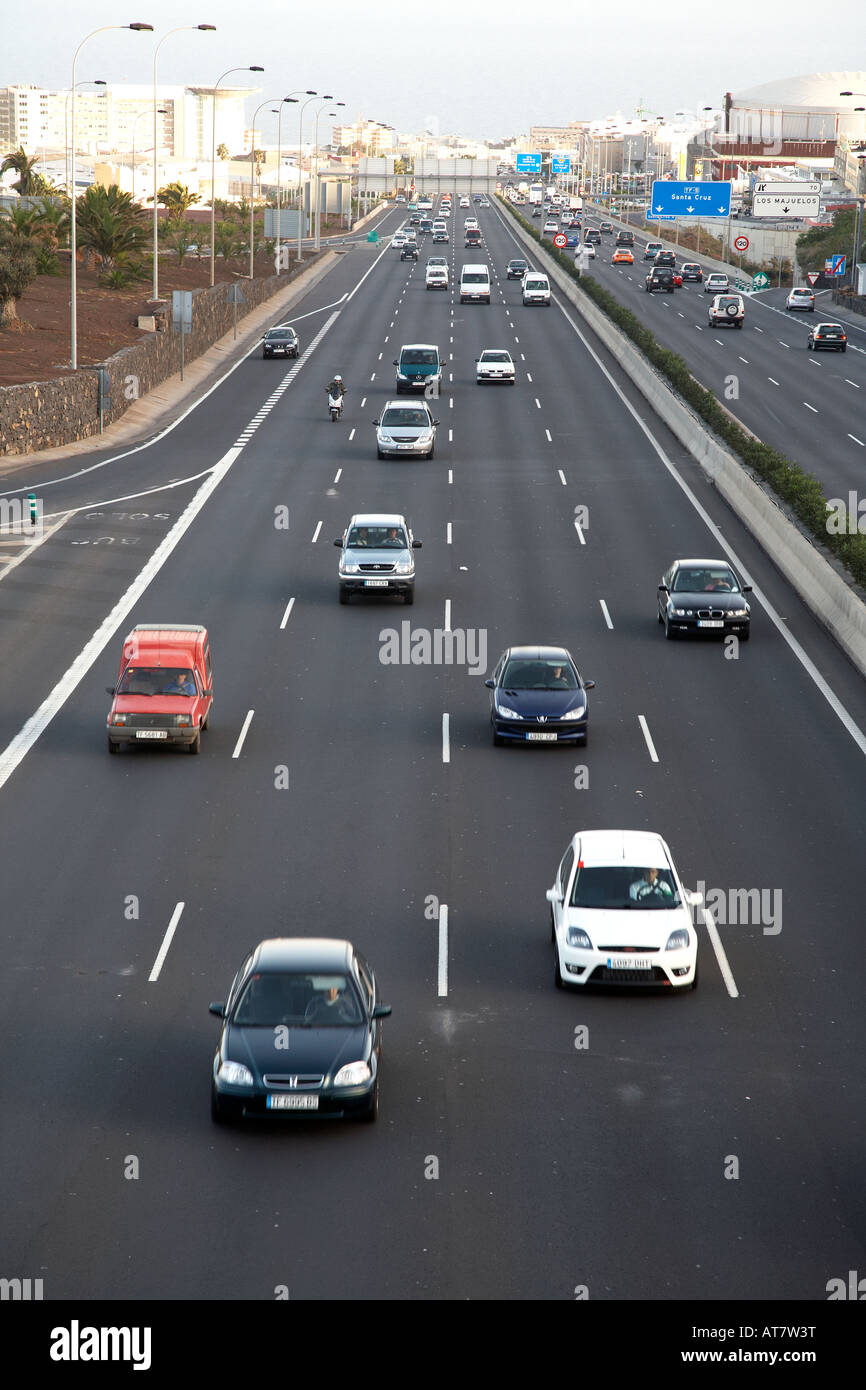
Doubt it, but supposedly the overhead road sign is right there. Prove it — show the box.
[752,181,820,218]
[650,180,731,217]
[516,152,542,175]
[551,156,570,175]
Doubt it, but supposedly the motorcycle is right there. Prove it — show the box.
[327,387,344,422]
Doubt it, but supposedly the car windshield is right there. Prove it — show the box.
[481,352,511,363]
[401,349,438,365]
[502,658,578,690]
[347,526,409,549]
[569,865,681,909]
[266,331,293,341]
[232,972,365,1027]
[117,666,197,695]
[673,567,738,592]
[382,408,430,428]
[462,273,487,283]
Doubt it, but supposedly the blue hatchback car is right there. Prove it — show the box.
[485,645,595,746]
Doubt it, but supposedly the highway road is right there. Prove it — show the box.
[1,197,865,1300]
[523,201,866,501]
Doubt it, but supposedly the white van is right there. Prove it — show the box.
[459,263,491,304]
[522,272,551,306]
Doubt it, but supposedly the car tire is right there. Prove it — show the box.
[189,732,201,755]
[664,614,676,640]
[736,320,742,328]
[211,1085,231,1125]
[492,723,504,747]
[554,943,564,989]
[403,589,414,606]
[427,445,435,459]
[807,340,813,350]
[339,588,349,605]
[357,1078,379,1123]
[202,706,210,732]
[841,345,847,352]
[377,448,384,459]
[107,737,119,755]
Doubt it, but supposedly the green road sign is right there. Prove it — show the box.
[752,271,770,289]
[367,230,379,243]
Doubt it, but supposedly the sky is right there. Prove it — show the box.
[4,0,866,144]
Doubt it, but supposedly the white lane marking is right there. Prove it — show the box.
[526,372,533,382]
[442,713,450,764]
[754,325,764,333]
[702,906,739,999]
[444,599,451,632]
[768,377,780,386]
[378,352,382,360]
[599,599,614,630]
[714,338,725,346]
[849,434,865,446]
[0,447,243,793]
[0,509,71,585]
[803,402,818,413]
[638,714,659,763]
[438,903,449,998]
[280,597,295,630]
[232,710,255,760]
[149,902,184,983]
[446,522,452,545]
[778,341,789,349]
[558,469,567,486]
[448,428,453,442]
[311,521,323,543]
[520,352,525,360]
[738,356,749,363]
[348,428,355,441]
[845,379,860,388]
[333,467,342,484]
[535,397,541,409]
[514,336,519,343]
[545,429,552,442]
[573,517,586,545]
[449,397,454,409]
[370,372,376,381]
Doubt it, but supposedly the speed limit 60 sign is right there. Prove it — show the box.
[733,234,749,252]
[553,232,568,248]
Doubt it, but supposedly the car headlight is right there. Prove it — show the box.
[176,714,192,727]
[218,1060,254,1087]
[672,607,687,616]
[379,434,394,444]
[393,560,414,576]
[495,702,521,719]
[560,702,586,720]
[729,607,749,617]
[567,927,593,949]
[341,562,361,575]
[665,929,691,952]
[110,713,128,725]
[333,1061,371,1087]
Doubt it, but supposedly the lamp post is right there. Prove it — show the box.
[309,97,334,251]
[210,63,264,285]
[70,22,153,372]
[313,101,343,247]
[274,94,302,272]
[295,91,320,261]
[64,81,105,197]
[247,96,278,279]
[839,95,866,290]
[151,24,215,302]
[132,106,165,205]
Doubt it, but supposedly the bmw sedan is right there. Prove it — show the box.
[547,829,702,990]
[210,938,391,1123]
[485,645,595,745]
[657,558,752,640]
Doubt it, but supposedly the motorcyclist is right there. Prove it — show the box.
[326,374,346,400]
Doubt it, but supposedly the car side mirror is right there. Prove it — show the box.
[208,1002,226,1018]
[106,686,116,696]
[583,679,596,690]
[685,890,703,909]
[333,538,343,547]
[392,360,398,366]
[545,888,562,904]
[412,540,422,548]
[742,585,752,594]
[658,584,669,593]
[373,1004,392,1019]
[372,419,380,426]
[484,678,494,689]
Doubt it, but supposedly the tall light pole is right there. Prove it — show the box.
[64,81,105,197]
[274,94,302,272]
[295,92,323,261]
[210,63,264,284]
[70,22,153,371]
[248,96,277,279]
[839,95,866,290]
[132,106,165,205]
[152,24,215,302]
[306,96,332,252]
[313,105,338,249]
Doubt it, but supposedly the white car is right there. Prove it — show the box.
[786,286,815,312]
[476,348,516,384]
[547,829,702,991]
[459,195,470,207]
[708,294,745,328]
[426,264,449,290]
[464,217,479,230]
[704,272,729,295]
[543,220,559,234]
[392,233,407,249]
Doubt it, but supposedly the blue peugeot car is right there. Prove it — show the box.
[485,645,595,746]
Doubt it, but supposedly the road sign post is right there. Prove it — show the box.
[172,290,193,379]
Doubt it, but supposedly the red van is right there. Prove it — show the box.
[106,624,213,755]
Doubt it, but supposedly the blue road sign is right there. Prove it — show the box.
[551,156,570,174]
[516,152,542,175]
[650,180,731,217]
[830,254,846,276]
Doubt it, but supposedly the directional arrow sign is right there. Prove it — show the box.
[551,156,570,175]
[752,190,819,218]
[515,152,542,175]
[650,180,731,217]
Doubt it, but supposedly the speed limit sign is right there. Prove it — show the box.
[553,232,568,248]
[734,235,749,252]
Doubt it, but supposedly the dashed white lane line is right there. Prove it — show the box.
[360,397,366,408]
[311,521,323,543]
[768,377,780,386]
[849,434,865,446]
[545,429,552,442]
[599,599,614,630]
[280,597,295,630]
[845,379,860,388]
[526,373,533,382]
[438,902,449,998]
[442,713,450,764]
[535,397,541,409]
[638,714,659,763]
[448,428,453,442]
[738,356,749,363]
[378,352,382,360]
[803,402,818,413]
[370,372,376,381]
[702,906,740,999]
[573,517,586,546]
[778,341,790,349]
[333,468,342,484]
[754,325,764,333]
[444,598,451,632]
[348,428,355,441]
[448,469,453,484]
[558,469,567,486]
[449,397,454,409]
[232,710,255,760]
[149,902,184,983]
[446,522,452,544]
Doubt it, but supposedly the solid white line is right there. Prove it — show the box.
[444,598,451,632]
[333,468,342,483]
[803,402,818,413]
[442,713,450,764]
[558,469,567,485]
[849,434,865,446]
[149,902,185,983]
[701,906,739,999]
[638,714,659,763]
[232,710,254,760]
[311,520,323,543]
[280,597,295,630]
[0,447,243,793]
[446,522,452,544]
[348,428,355,441]
[438,903,449,998]
[599,599,614,630]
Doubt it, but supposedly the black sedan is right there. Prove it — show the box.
[807,322,847,351]
[658,558,752,640]
[210,938,391,1123]
[485,645,595,746]
[506,258,530,279]
[262,326,299,359]
[401,243,419,261]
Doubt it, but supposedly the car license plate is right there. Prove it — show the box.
[398,443,413,450]
[607,956,652,970]
[527,732,557,741]
[267,1094,319,1110]
[364,579,389,587]
[135,729,168,739]
[698,620,724,628]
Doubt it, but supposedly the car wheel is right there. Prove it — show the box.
[581,728,588,747]
[403,589,414,606]
[357,1078,379,1123]
[202,706,210,732]
[189,732,201,755]
[107,736,119,755]
[841,345,847,352]
[554,943,564,989]
[492,722,504,747]
[211,1085,231,1125]
[376,448,384,459]
[664,614,676,640]
[427,445,435,459]
[550,909,556,943]
[339,588,349,605]
[807,340,813,349]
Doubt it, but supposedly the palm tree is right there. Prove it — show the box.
[216,143,229,162]
[0,224,39,325]
[152,181,201,219]
[75,184,148,270]
[32,196,71,251]
[0,204,41,239]
[0,147,48,196]
[168,220,198,266]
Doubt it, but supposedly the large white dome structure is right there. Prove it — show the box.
[728,72,866,142]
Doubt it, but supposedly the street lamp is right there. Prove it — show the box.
[210,64,264,284]
[70,22,153,371]
[248,96,279,279]
[295,92,320,261]
[152,24,215,302]
[313,105,340,249]
[132,106,165,205]
[274,95,301,273]
[308,96,333,250]
[64,81,105,197]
